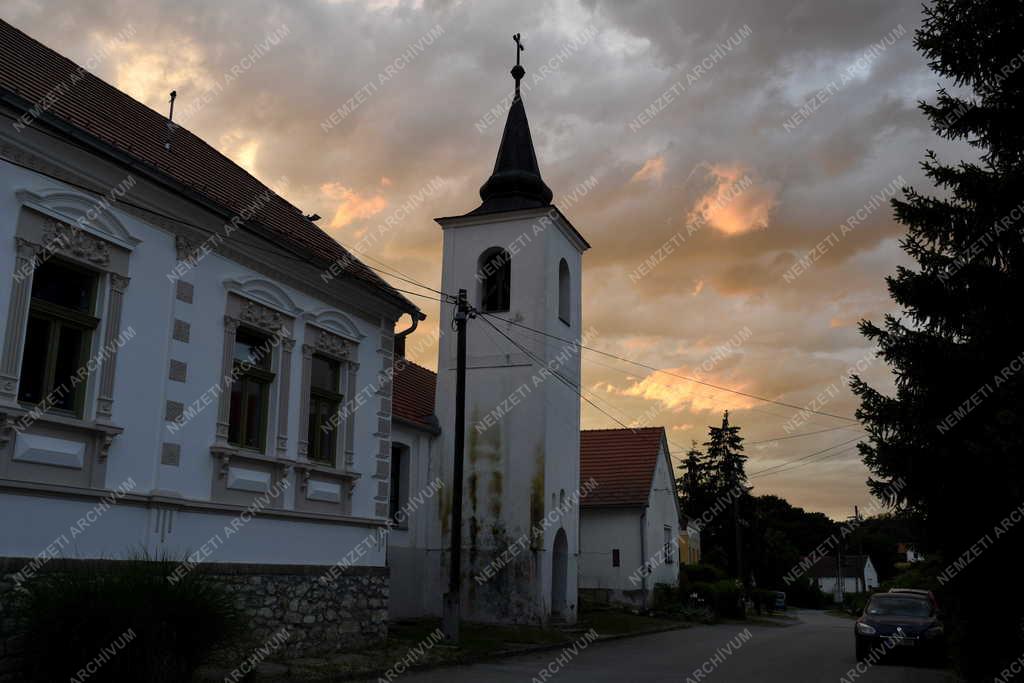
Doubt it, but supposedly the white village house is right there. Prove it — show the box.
[576,427,683,609]
[807,554,879,601]
[0,19,422,655]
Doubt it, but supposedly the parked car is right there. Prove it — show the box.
[855,593,944,663]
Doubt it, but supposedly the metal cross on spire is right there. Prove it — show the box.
[511,33,526,98]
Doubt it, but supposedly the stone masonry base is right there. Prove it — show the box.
[0,558,388,681]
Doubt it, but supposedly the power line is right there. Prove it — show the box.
[749,444,863,480]
[745,424,864,446]
[747,435,865,479]
[476,313,635,432]
[476,311,859,424]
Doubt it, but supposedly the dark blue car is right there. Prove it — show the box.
[854,593,944,663]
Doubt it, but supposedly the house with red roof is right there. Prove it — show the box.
[0,19,421,651]
[578,427,685,608]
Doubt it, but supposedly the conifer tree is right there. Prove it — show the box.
[850,1,1024,676]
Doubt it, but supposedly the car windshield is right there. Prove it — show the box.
[866,597,932,617]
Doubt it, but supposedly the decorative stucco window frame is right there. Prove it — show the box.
[293,309,364,516]
[0,188,139,489]
[210,279,297,508]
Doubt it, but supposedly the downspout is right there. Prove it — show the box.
[394,311,426,357]
[640,506,649,610]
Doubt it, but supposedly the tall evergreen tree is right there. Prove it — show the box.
[703,411,749,496]
[677,441,707,518]
[850,1,1024,677]
[703,411,749,579]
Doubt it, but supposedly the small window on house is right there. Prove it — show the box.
[664,526,674,564]
[558,258,570,324]
[228,327,275,451]
[306,354,343,465]
[389,444,410,524]
[612,548,620,567]
[18,259,100,417]
[478,248,511,313]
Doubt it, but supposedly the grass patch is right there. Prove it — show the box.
[388,619,568,657]
[579,609,687,637]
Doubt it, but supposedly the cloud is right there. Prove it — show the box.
[320,183,389,229]
[608,369,761,414]
[693,163,780,236]
[630,155,666,184]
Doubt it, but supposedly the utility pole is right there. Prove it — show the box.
[732,487,742,586]
[442,289,471,642]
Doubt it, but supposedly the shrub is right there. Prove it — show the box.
[842,591,870,615]
[750,589,777,615]
[652,582,679,609]
[785,577,828,609]
[12,554,241,682]
[690,579,745,619]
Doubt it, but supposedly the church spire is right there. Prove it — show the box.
[473,33,554,215]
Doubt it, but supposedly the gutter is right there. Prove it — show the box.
[394,310,426,357]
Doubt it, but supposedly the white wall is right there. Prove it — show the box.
[387,422,444,618]
[643,442,682,589]
[0,136,395,568]
[429,208,585,623]
[579,507,643,599]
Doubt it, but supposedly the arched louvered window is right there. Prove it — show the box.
[478,247,511,313]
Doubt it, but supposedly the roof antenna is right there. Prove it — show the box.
[164,90,177,151]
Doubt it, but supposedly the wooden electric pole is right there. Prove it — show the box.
[443,289,471,642]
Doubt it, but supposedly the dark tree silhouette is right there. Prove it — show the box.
[850,0,1024,677]
[676,441,707,519]
[703,411,749,579]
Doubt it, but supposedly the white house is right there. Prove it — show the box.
[577,427,683,609]
[897,542,924,563]
[0,19,420,653]
[387,53,589,625]
[680,518,702,565]
[808,554,879,601]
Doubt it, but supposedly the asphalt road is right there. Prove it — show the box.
[371,610,954,682]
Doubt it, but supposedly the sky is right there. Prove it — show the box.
[2,0,973,520]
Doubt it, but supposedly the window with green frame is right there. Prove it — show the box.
[306,354,343,466]
[18,259,100,417]
[228,327,275,451]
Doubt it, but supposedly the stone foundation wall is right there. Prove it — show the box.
[0,558,388,680]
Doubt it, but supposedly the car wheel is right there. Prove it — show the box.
[855,639,867,662]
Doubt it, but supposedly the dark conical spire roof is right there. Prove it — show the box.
[471,35,553,215]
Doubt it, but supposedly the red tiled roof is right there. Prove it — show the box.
[0,20,413,312]
[392,359,438,432]
[580,427,665,508]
